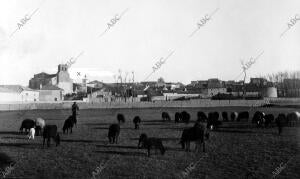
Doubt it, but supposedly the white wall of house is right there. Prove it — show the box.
[0,90,39,102]
[0,92,21,102]
[20,90,39,102]
[39,90,62,101]
[162,93,201,100]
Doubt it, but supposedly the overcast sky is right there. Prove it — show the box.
[0,0,299,86]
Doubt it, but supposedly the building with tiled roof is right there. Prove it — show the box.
[29,64,73,94]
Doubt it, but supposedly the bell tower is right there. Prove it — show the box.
[58,64,68,72]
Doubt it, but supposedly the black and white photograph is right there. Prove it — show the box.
[0,0,299,178]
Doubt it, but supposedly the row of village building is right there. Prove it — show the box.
[0,64,299,103]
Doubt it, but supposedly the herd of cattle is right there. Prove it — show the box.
[17,110,300,157]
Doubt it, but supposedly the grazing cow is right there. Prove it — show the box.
[222,112,229,121]
[181,111,191,124]
[20,119,35,133]
[117,113,125,123]
[175,112,182,123]
[43,125,60,147]
[28,128,35,140]
[264,114,274,128]
[194,121,210,140]
[69,114,77,126]
[275,114,286,135]
[287,111,300,126]
[237,111,249,122]
[197,111,207,122]
[63,115,75,134]
[138,133,165,157]
[252,111,265,127]
[71,102,79,126]
[133,116,141,129]
[230,112,238,121]
[207,112,220,129]
[162,112,171,121]
[108,124,120,144]
[35,118,46,136]
[180,123,206,152]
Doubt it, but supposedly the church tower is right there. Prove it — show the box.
[57,64,73,94]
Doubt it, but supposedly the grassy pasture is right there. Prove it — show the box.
[0,106,299,179]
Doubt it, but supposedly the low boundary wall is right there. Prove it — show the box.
[1,98,297,111]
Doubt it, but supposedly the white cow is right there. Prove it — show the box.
[28,128,35,140]
[35,118,46,136]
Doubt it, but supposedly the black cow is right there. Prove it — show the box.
[181,111,191,124]
[63,115,75,134]
[20,119,35,133]
[264,114,274,128]
[222,112,229,121]
[237,111,249,122]
[133,116,141,129]
[108,124,120,144]
[287,112,300,126]
[197,111,207,122]
[43,125,60,147]
[138,133,165,157]
[180,123,206,152]
[207,112,220,129]
[117,114,125,123]
[162,112,171,121]
[252,111,265,127]
[70,113,77,126]
[175,112,182,123]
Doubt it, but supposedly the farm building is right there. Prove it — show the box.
[38,84,63,101]
[0,85,39,102]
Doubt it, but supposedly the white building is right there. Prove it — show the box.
[0,85,39,102]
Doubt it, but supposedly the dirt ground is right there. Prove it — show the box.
[0,106,299,179]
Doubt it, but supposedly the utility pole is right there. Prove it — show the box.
[243,70,247,99]
[124,71,129,102]
[132,71,134,102]
[241,60,247,99]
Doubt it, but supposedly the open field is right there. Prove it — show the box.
[0,107,299,179]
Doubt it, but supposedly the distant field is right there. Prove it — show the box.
[0,107,299,179]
